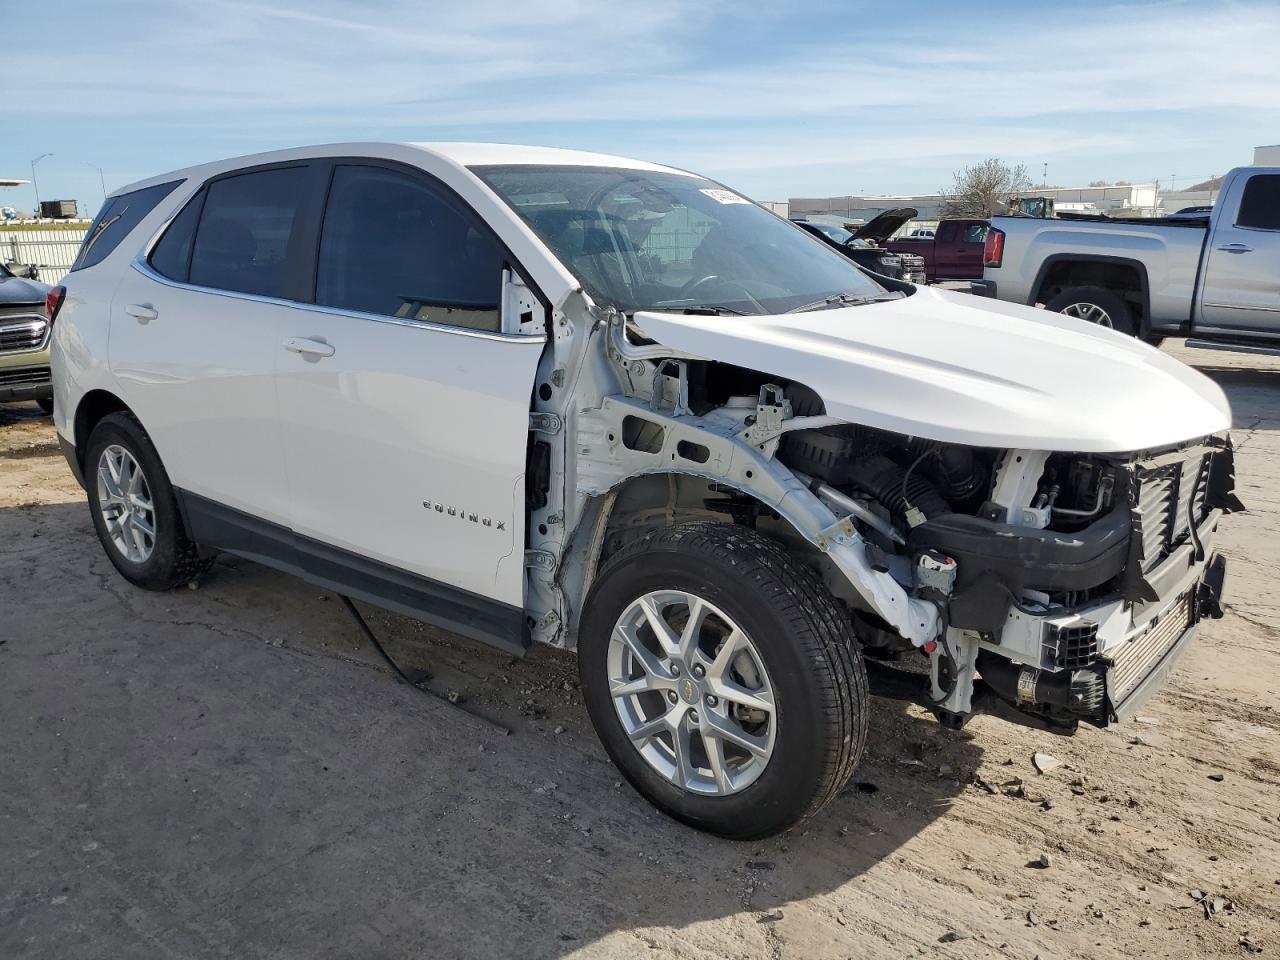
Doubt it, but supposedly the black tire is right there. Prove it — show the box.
[1045,286,1138,337]
[578,521,867,839]
[36,397,53,415]
[85,412,210,590]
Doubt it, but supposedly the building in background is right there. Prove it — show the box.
[1254,144,1280,165]
[1159,176,1222,214]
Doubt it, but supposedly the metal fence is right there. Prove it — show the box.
[0,227,88,284]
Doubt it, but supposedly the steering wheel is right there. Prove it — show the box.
[678,274,722,299]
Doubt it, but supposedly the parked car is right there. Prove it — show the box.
[792,210,926,283]
[908,228,935,239]
[886,218,989,281]
[981,166,1280,348]
[51,143,1238,839]
[1167,205,1213,221]
[0,259,53,412]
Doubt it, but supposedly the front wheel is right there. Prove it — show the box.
[578,522,867,839]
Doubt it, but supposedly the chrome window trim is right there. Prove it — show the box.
[131,255,545,345]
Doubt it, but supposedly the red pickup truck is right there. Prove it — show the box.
[886,218,988,281]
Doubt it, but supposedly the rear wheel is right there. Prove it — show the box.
[578,522,867,839]
[1045,286,1138,336]
[85,413,210,590]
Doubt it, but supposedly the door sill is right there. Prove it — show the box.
[177,489,530,656]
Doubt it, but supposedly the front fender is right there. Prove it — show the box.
[569,395,940,645]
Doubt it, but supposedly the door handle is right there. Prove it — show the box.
[1217,243,1253,254]
[124,303,158,324]
[284,336,335,358]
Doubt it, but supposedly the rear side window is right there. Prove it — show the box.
[70,180,182,272]
[315,164,502,331]
[1237,174,1280,230]
[149,190,205,282]
[189,167,310,299]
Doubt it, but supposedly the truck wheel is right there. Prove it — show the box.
[1045,286,1137,336]
[85,412,211,590]
[578,521,867,839]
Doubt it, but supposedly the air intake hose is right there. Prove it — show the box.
[903,439,986,502]
[848,455,949,528]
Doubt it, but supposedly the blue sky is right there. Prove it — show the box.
[4,0,1278,214]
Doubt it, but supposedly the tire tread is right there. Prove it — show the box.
[592,521,868,834]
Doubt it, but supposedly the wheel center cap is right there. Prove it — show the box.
[679,676,699,705]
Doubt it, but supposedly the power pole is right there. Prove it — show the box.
[30,152,52,215]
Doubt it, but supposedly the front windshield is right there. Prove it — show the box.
[474,165,888,315]
[807,221,855,244]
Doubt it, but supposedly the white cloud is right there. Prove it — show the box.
[9,0,1279,195]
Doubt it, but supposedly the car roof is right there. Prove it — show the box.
[112,141,697,197]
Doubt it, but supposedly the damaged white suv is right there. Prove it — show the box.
[50,143,1240,839]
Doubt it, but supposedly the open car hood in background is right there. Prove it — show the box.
[632,287,1231,454]
[852,207,918,244]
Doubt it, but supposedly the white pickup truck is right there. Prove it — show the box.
[980,166,1280,351]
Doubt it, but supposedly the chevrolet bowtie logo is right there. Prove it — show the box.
[422,500,506,531]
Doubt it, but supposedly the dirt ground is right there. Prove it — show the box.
[2,341,1278,960]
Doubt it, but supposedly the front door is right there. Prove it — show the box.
[275,163,544,644]
[1199,172,1280,336]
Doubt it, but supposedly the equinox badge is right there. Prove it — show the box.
[422,499,506,531]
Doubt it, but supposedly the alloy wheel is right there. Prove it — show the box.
[607,590,776,796]
[1061,302,1114,328]
[96,444,156,563]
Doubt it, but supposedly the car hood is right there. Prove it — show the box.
[852,207,918,243]
[632,287,1231,453]
[0,274,50,305]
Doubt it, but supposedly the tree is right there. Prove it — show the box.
[1088,180,1111,187]
[939,158,1032,218]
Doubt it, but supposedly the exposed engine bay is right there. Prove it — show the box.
[568,343,1241,736]
[762,375,1238,732]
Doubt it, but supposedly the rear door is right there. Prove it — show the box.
[110,163,325,526]
[275,161,545,647]
[1199,172,1280,335]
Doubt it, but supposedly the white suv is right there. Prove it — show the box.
[51,142,1239,838]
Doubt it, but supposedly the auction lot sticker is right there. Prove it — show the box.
[700,188,750,204]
